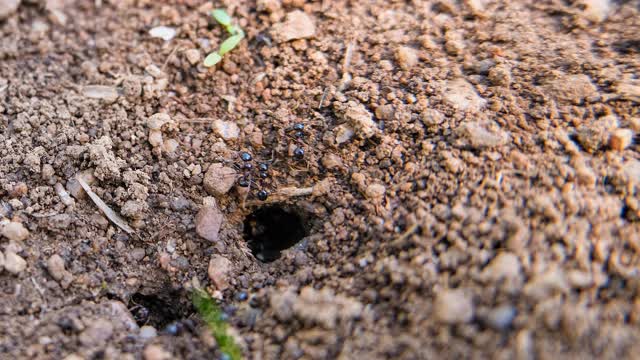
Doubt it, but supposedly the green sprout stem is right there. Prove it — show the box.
[192,289,242,360]
[205,9,245,67]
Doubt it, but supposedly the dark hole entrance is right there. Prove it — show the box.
[129,290,192,328]
[244,204,307,262]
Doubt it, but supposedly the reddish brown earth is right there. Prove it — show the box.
[1,0,640,359]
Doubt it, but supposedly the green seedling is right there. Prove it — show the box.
[204,9,245,67]
[192,289,242,360]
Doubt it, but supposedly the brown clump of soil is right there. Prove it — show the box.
[1,0,640,359]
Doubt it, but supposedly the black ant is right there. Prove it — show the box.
[287,123,306,161]
[236,151,271,201]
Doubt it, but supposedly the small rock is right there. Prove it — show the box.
[567,270,594,288]
[148,130,163,148]
[144,345,172,360]
[9,182,27,198]
[482,252,522,281]
[434,289,474,324]
[212,120,240,141]
[79,318,114,346]
[364,183,385,200]
[195,205,224,242]
[130,248,146,261]
[208,255,232,290]
[4,251,26,275]
[163,139,179,153]
[395,46,419,69]
[271,10,316,43]
[46,254,67,281]
[440,78,487,112]
[1,221,29,241]
[577,0,611,23]
[523,267,569,300]
[257,0,281,13]
[147,113,171,130]
[121,200,148,219]
[203,163,237,196]
[420,108,445,128]
[342,101,378,139]
[455,122,508,149]
[0,0,20,21]
[546,74,598,105]
[335,124,355,144]
[67,170,96,200]
[575,115,619,153]
[139,325,158,340]
[609,128,633,151]
[183,49,201,65]
[83,85,118,103]
[270,288,297,322]
[145,64,165,79]
[488,64,512,87]
[485,305,517,331]
[615,80,640,102]
[321,154,343,169]
[149,26,176,41]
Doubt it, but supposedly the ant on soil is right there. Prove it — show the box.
[230,122,308,202]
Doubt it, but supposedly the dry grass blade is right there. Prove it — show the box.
[76,176,134,234]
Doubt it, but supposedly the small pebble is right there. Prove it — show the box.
[0,0,20,21]
[609,128,633,151]
[139,325,158,340]
[183,49,201,65]
[434,289,474,324]
[485,305,517,331]
[147,113,171,130]
[1,221,29,241]
[149,26,176,41]
[203,163,237,196]
[83,85,118,103]
[258,163,269,171]
[143,344,172,360]
[293,123,304,131]
[195,205,224,242]
[208,255,232,290]
[271,10,316,43]
[212,120,240,140]
[396,46,419,69]
[46,254,67,281]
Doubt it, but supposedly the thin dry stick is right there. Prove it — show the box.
[77,176,134,234]
[162,45,181,71]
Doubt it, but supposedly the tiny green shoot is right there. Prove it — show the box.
[192,289,242,360]
[205,9,245,67]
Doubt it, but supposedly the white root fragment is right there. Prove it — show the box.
[54,183,75,206]
[76,176,134,234]
[275,186,313,198]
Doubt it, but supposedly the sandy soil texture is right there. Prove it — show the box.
[1,0,639,359]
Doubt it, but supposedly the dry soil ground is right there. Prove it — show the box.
[1,0,640,359]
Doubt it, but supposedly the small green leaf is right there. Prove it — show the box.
[219,34,243,56]
[212,9,232,27]
[204,52,222,67]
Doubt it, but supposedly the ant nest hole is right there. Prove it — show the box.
[243,204,308,262]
